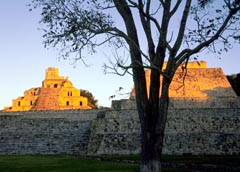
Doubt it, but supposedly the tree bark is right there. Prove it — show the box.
[139,78,170,172]
[139,98,169,172]
[113,1,171,172]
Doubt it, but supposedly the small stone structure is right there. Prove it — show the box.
[4,67,91,111]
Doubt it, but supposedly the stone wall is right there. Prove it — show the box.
[0,100,240,155]
[130,67,236,99]
[88,106,240,155]
[112,97,240,109]
[0,110,97,155]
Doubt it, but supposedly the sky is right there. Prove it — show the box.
[0,1,240,110]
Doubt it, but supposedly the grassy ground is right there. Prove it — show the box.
[0,155,138,172]
[0,155,239,172]
[85,154,240,166]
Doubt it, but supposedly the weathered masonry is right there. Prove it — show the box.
[3,68,91,112]
[0,62,239,155]
[0,98,240,155]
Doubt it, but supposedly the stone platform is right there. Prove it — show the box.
[0,62,239,155]
[0,101,239,155]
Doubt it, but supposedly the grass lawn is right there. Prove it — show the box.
[85,154,240,166]
[0,155,239,172]
[0,155,139,172]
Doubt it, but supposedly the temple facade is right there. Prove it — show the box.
[111,61,237,110]
[130,61,236,99]
[4,67,91,111]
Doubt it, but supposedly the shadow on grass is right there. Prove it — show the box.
[0,155,240,172]
[0,155,138,172]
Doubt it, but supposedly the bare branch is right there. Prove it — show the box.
[138,0,155,61]
[172,0,191,56]
[103,63,132,76]
[170,0,182,17]
[155,0,172,65]
[176,7,239,67]
[159,0,165,6]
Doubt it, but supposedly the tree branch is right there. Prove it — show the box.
[176,7,238,67]
[155,0,172,66]
[172,0,191,55]
[138,0,155,61]
[170,0,182,17]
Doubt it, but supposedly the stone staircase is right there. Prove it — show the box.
[31,88,61,110]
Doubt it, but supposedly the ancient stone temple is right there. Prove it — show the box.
[0,62,239,155]
[130,61,235,98]
[4,67,91,111]
[113,61,237,109]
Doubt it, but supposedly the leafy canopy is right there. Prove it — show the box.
[29,0,240,71]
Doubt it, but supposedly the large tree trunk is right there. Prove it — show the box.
[113,1,171,171]
[139,79,170,172]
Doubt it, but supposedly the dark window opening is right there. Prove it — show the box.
[80,101,82,106]
[68,91,72,96]
[30,101,33,105]
[66,101,69,106]
[18,101,21,106]
[54,84,58,88]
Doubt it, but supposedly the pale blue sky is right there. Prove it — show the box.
[0,1,239,110]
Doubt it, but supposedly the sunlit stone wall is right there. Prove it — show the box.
[130,62,236,98]
[4,67,91,112]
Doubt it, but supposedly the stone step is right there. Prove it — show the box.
[111,97,240,109]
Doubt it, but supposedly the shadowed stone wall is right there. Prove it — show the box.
[0,98,240,155]
[88,101,240,155]
[0,110,97,155]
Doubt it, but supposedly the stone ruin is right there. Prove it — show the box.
[114,61,237,109]
[0,61,239,155]
[3,67,91,111]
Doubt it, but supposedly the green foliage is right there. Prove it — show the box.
[187,1,240,57]
[227,73,240,96]
[28,0,240,69]
[80,89,98,108]
[29,0,123,62]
